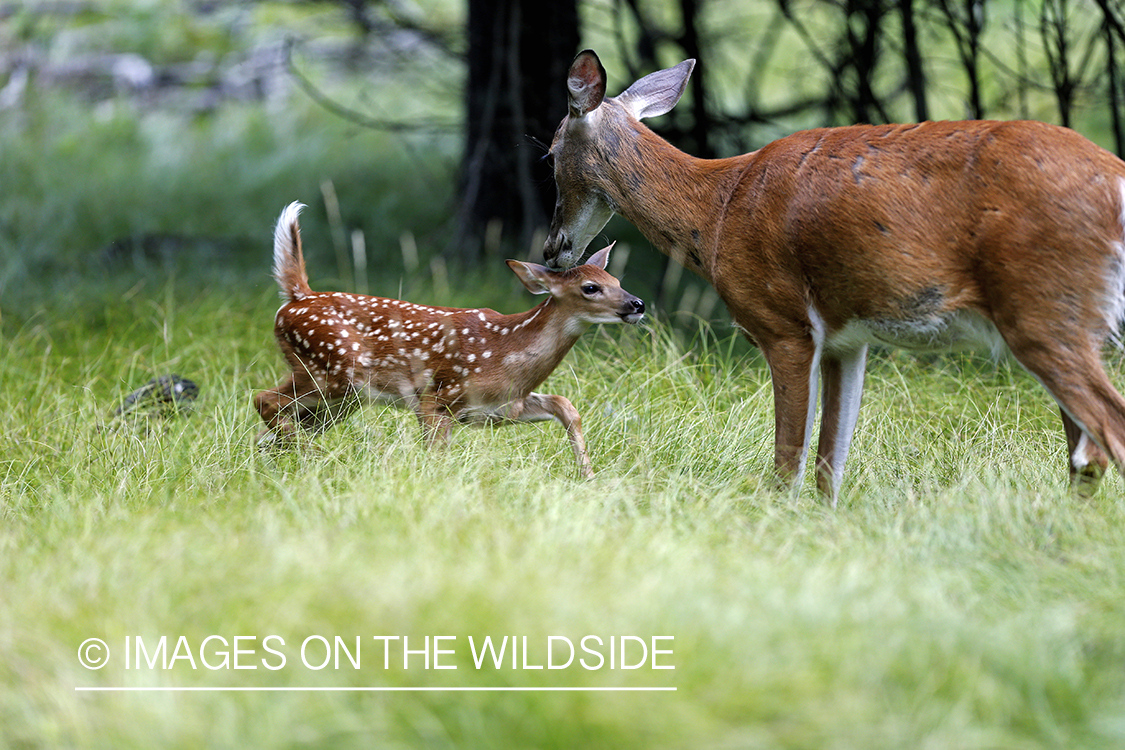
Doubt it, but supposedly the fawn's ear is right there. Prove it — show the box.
[507,259,553,295]
[583,241,616,270]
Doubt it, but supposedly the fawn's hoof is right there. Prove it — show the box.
[255,429,294,452]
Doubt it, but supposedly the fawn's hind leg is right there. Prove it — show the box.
[414,391,454,447]
[254,371,356,446]
[254,374,304,445]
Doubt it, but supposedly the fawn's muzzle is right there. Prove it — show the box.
[621,297,645,324]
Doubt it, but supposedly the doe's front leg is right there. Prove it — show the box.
[1061,407,1108,497]
[760,334,822,496]
[814,345,868,506]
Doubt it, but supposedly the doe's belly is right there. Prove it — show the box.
[823,308,1007,357]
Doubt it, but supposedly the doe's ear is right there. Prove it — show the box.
[507,259,553,295]
[583,241,616,270]
[567,50,607,117]
[616,59,695,121]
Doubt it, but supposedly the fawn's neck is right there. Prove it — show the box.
[472,298,586,387]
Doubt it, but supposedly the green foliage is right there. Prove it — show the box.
[0,87,459,299]
[3,285,1125,748]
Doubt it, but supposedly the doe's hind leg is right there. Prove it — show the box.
[1004,333,1125,491]
[1061,407,1109,496]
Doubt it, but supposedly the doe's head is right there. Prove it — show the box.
[543,49,695,269]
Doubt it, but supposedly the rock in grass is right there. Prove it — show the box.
[112,374,199,419]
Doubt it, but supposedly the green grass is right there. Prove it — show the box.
[3,280,1125,749]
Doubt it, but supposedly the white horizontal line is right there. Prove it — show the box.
[75,686,676,692]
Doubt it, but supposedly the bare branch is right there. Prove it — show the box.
[284,38,457,134]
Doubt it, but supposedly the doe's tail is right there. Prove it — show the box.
[272,201,312,302]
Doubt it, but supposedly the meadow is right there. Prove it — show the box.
[5,246,1125,747]
[4,3,1125,747]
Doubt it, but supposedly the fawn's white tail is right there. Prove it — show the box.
[272,201,311,302]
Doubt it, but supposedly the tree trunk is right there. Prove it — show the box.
[455,0,579,260]
[678,0,714,158]
[1097,0,1125,156]
[899,0,928,122]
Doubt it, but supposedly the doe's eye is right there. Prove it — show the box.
[581,283,600,295]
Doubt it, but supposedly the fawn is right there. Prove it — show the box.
[255,202,645,476]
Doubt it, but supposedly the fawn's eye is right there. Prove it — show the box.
[581,283,600,295]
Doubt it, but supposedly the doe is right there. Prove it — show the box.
[543,50,1125,503]
[255,202,645,476]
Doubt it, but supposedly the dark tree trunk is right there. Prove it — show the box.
[845,0,887,124]
[1096,0,1125,156]
[899,0,929,122]
[678,0,714,158]
[1041,0,1074,128]
[960,0,986,119]
[938,0,987,119]
[456,0,579,260]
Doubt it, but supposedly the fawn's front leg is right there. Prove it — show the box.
[507,392,595,479]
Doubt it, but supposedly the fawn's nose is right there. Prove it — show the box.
[620,296,645,323]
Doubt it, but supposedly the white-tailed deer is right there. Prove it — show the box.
[543,49,1125,503]
[256,201,645,477]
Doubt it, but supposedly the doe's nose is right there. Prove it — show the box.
[630,298,645,315]
[543,234,572,269]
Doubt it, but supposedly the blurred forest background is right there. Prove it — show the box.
[2,0,1124,316]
